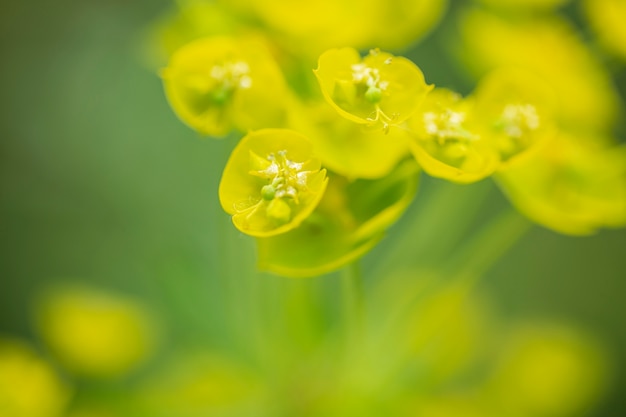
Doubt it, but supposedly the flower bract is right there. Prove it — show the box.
[471,68,557,168]
[496,133,626,235]
[219,129,328,237]
[162,36,288,137]
[407,88,500,183]
[314,48,432,130]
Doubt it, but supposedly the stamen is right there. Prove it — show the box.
[207,60,253,104]
[500,104,540,138]
[423,109,477,144]
[251,150,314,209]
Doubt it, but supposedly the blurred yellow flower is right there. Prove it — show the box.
[162,36,289,137]
[0,338,70,417]
[35,287,158,378]
[407,88,500,183]
[584,0,626,61]
[457,9,621,134]
[484,324,608,417]
[471,68,557,168]
[496,133,626,235]
[215,0,447,59]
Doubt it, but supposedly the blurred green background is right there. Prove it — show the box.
[1,0,626,415]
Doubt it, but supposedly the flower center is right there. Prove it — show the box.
[251,150,312,203]
[351,63,389,104]
[498,104,540,138]
[247,150,314,224]
[208,61,252,104]
[423,109,477,145]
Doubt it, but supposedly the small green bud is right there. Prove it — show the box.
[365,86,382,103]
[211,87,230,105]
[261,184,276,200]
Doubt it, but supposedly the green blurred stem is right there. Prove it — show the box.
[342,261,364,340]
[448,208,531,284]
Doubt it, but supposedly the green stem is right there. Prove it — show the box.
[373,180,491,276]
[447,208,531,285]
[342,261,364,344]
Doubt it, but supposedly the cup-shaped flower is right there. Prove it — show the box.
[457,9,619,133]
[407,88,500,183]
[472,68,557,168]
[162,36,288,137]
[314,48,432,130]
[219,129,328,237]
[496,133,626,235]
[256,159,419,277]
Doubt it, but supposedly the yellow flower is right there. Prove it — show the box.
[407,88,500,183]
[0,338,71,417]
[471,68,557,168]
[484,324,607,417]
[162,36,288,137]
[219,129,328,237]
[371,0,448,50]
[222,0,379,60]
[314,48,432,131]
[35,286,158,378]
[456,9,620,133]
[496,133,626,235]
[584,0,626,61]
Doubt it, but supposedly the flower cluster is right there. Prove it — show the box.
[156,1,626,277]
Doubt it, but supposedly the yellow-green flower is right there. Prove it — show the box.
[314,48,432,131]
[256,160,419,278]
[0,338,71,417]
[456,9,619,133]
[484,324,607,417]
[223,0,379,61]
[584,0,626,61]
[496,133,626,235]
[407,88,500,183]
[371,0,448,50]
[219,129,328,237]
[162,36,288,137]
[472,68,557,168]
[35,286,158,378]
